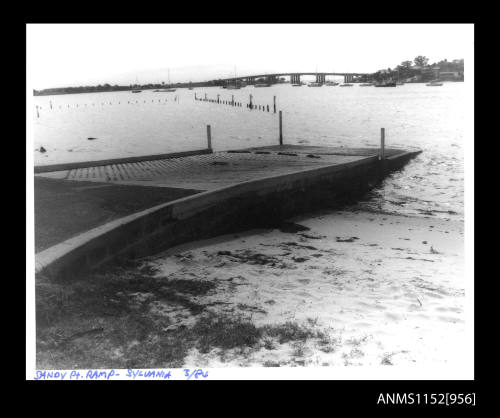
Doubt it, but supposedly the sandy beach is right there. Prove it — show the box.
[149,209,466,367]
[35,204,466,370]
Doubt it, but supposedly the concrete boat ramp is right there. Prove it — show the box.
[34,145,421,279]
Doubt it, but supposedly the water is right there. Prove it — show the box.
[32,83,466,222]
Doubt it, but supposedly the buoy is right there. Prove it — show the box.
[87,137,97,141]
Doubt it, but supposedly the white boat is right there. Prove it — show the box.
[255,83,271,87]
[339,83,353,87]
[291,83,302,87]
[426,80,443,86]
[307,82,323,87]
[325,81,339,86]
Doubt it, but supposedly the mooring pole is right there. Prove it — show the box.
[207,125,212,151]
[380,128,385,160]
[279,111,283,145]
[273,96,276,113]
[232,95,234,106]
[249,94,253,109]
[217,94,220,104]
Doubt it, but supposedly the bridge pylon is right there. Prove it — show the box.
[315,74,325,84]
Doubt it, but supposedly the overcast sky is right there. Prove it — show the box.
[27,24,473,89]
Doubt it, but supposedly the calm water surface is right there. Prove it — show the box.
[32,83,467,222]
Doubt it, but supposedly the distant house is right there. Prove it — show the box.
[439,71,464,81]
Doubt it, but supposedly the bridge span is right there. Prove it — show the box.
[213,72,370,85]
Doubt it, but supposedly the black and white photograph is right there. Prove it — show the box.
[26,22,474,383]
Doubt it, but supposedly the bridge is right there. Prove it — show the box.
[213,72,370,85]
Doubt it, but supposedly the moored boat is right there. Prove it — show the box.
[131,90,142,93]
[426,80,443,86]
[158,69,176,92]
[374,81,397,87]
[339,83,353,87]
[308,82,323,87]
[255,83,271,87]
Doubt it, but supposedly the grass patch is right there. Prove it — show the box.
[262,321,320,344]
[35,262,216,368]
[36,261,335,368]
[192,313,263,354]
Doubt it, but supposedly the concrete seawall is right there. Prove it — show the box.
[34,147,420,280]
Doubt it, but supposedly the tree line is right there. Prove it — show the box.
[33,81,217,96]
[359,56,465,83]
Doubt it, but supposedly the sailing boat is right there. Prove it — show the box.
[396,69,404,85]
[131,75,142,92]
[155,69,176,92]
[226,66,242,89]
[325,68,339,86]
[308,65,323,86]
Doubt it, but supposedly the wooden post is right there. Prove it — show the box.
[205,93,207,101]
[279,111,283,145]
[249,94,253,109]
[36,105,39,118]
[273,96,276,113]
[207,125,212,151]
[380,128,385,160]
[217,94,220,104]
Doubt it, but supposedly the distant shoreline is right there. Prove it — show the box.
[33,83,214,96]
[33,80,464,97]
